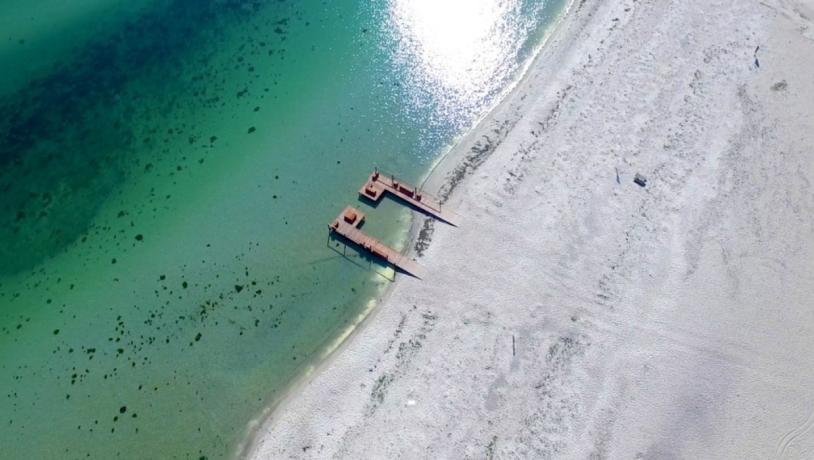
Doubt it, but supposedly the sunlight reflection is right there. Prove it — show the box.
[387,0,541,121]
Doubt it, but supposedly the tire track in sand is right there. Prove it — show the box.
[777,407,814,458]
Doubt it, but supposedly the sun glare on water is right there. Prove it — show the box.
[386,0,541,123]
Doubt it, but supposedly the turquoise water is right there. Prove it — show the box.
[0,0,567,458]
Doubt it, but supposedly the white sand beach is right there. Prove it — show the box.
[245,0,814,458]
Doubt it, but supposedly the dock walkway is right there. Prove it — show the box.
[329,206,424,279]
[359,170,460,226]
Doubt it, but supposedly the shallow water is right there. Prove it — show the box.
[0,0,567,458]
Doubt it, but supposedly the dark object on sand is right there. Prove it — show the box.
[634,173,648,187]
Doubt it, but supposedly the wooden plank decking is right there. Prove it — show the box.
[329,206,424,279]
[358,170,460,226]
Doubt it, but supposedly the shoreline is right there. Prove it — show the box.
[237,0,586,456]
[236,2,580,457]
[416,0,575,196]
[245,0,814,457]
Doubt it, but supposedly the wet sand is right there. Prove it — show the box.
[246,0,814,457]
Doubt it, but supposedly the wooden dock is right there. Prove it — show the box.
[359,170,460,226]
[329,206,424,279]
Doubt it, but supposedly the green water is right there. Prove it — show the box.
[0,0,568,458]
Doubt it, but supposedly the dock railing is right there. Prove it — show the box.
[371,165,442,213]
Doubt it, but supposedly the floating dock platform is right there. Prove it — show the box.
[329,206,424,279]
[359,170,460,226]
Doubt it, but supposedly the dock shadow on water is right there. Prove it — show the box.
[327,228,401,282]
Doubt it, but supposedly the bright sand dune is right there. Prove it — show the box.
[245,0,814,457]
